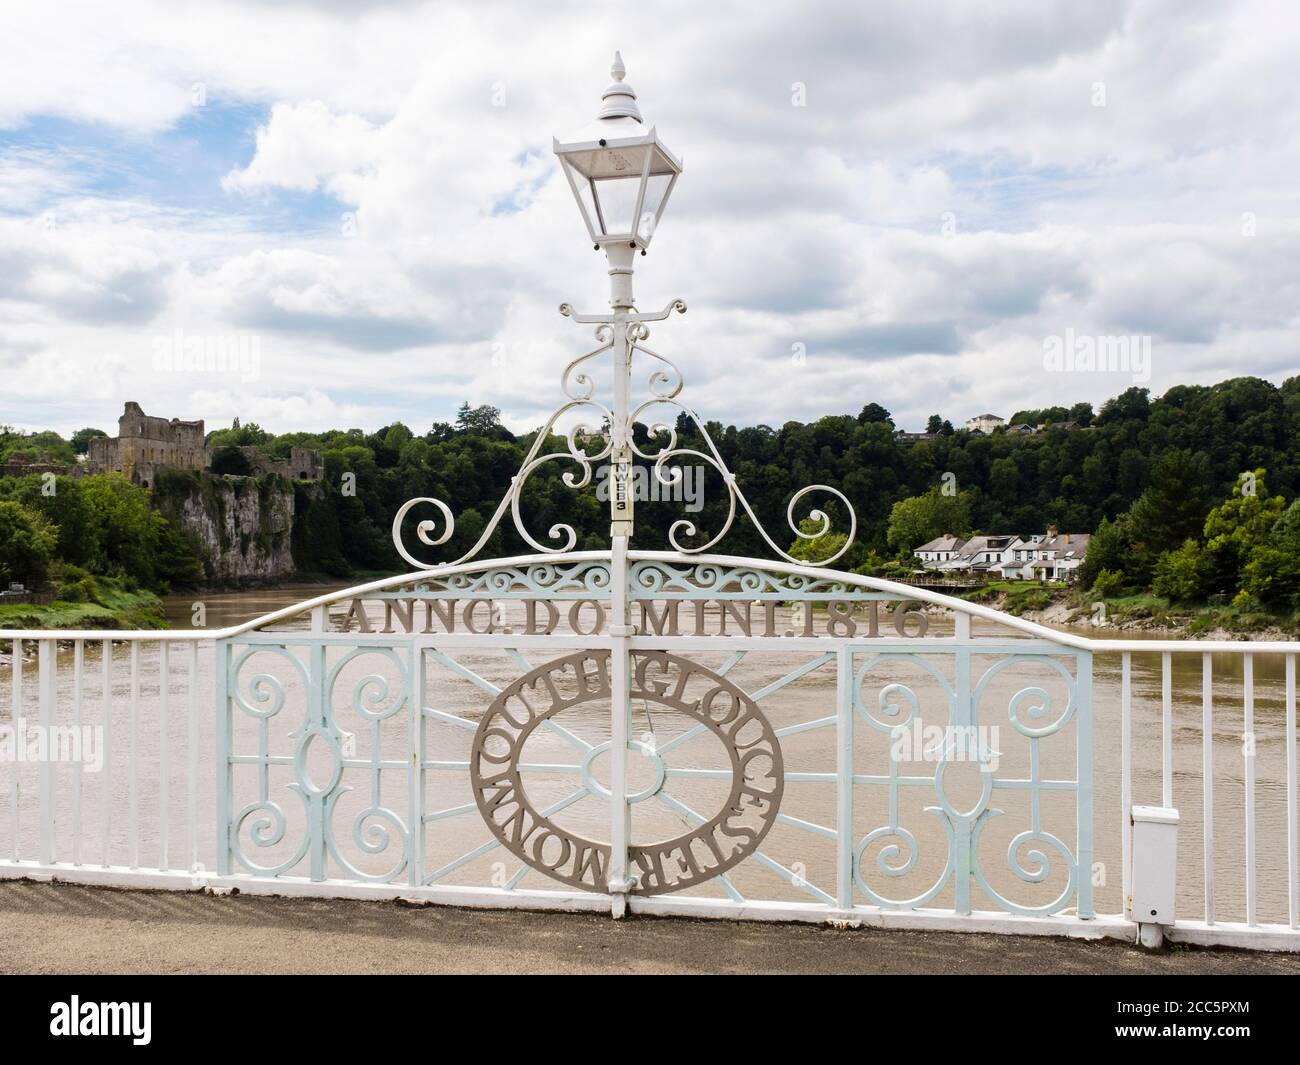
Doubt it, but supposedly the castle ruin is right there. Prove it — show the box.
[87,402,321,486]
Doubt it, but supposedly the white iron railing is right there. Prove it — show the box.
[0,553,1297,952]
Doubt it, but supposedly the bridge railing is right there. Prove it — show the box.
[1,633,213,884]
[0,557,1297,952]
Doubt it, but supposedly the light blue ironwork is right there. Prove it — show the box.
[216,553,1094,923]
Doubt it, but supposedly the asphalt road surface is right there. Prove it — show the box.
[2,880,1298,975]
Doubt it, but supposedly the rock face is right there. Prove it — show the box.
[161,473,296,584]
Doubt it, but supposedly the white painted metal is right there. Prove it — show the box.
[3,559,1300,951]
[608,535,632,912]
[1131,805,1178,926]
[835,645,853,910]
[160,640,169,872]
[129,640,139,871]
[1289,653,1298,930]
[1160,651,1172,808]
[1244,652,1256,926]
[188,640,199,877]
[100,639,111,867]
[37,639,54,864]
[1120,651,1132,918]
[72,639,83,866]
[1202,652,1214,925]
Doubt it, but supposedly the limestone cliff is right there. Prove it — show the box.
[153,470,296,584]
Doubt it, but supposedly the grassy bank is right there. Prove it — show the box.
[0,576,167,631]
[957,579,1300,637]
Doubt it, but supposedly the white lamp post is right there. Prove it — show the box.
[553,53,685,912]
[553,53,684,543]
[554,52,682,312]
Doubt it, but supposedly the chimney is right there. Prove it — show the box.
[1047,524,1058,538]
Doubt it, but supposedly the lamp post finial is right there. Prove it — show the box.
[599,51,641,122]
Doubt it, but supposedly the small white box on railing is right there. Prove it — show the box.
[1130,805,1179,925]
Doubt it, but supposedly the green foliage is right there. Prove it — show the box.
[1152,540,1206,602]
[0,428,77,466]
[1091,568,1125,598]
[2,375,1299,607]
[1241,499,1300,610]
[0,473,203,592]
[787,517,848,564]
[886,487,973,554]
[0,500,57,586]
[209,445,254,476]
[207,420,272,448]
[1200,470,1285,596]
[70,427,108,455]
[1079,517,1126,589]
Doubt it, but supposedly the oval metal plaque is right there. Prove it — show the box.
[470,649,784,895]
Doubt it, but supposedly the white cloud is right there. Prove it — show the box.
[1,0,1298,442]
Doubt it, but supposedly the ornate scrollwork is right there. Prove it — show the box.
[391,296,856,569]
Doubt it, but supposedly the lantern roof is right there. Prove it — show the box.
[554,53,682,172]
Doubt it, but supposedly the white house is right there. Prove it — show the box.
[917,528,1091,582]
[937,534,1019,574]
[1024,528,1091,582]
[990,534,1043,578]
[965,413,1005,434]
[913,535,965,568]
[992,528,1091,582]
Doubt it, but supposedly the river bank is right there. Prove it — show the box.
[0,571,397,635]
[954,580,1300,642]
[0,582,166,634]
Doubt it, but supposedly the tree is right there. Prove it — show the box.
[209,446,253,476]
[1201,470,1285,597]
[1079,516,1127,589]
[71,427,108,455]
[857,402,893,428]
[0,500,57,587]
[787,516,848,564]
[1153,540,1207,602]
[456,403,503,435]
[925,414,943,434]
[1123,449,1210,582]
[886,488,973,554]
[1241,499,1300,610]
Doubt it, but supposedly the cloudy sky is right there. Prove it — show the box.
[1,0,1297,439]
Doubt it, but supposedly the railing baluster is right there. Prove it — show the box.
[1121,651,1132,919]
[8,638,19,861]
[9,636,20,713]
[1244,653,1256,926]
[38,639,55,864]
[835,645,853,910]
[73,639,83,866]
[159,640,169,872]
[101,640,112,867]
[1170,650,1180,806]
[129,641,140,871]
[1202,652,1214,925]
[188,641,199,878]
[1287,653,1298,930]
